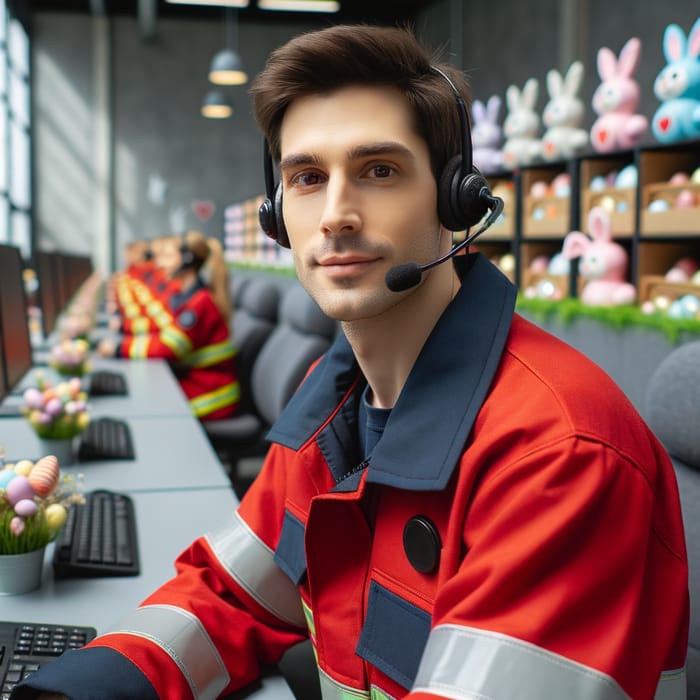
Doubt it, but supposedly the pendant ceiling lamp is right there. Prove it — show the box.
[257,0,339,10]
[201,89,233,118]
[209,8,248,86]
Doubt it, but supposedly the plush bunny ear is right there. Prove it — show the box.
[486,95,501,122]
[617,37,641,77]
[522,78,539,109]
[588,206,612,241]
[472,99,486,123]
[562,231,591,259]
[597,46,617,80]
[506,84,521,111]
[547,69,563,97]
[563,61,584,96]
[687,16,700,59]
[663,23,686,63]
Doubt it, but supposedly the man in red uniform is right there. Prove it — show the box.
[17,24,688,700]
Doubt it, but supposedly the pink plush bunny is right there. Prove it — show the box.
[562,207,636,306]
[472,95,504,174]
[591,37,649,152]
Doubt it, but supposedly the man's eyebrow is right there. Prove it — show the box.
[279,142,415,171]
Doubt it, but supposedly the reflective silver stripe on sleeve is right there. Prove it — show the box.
[108,604,229,700]
[413,624,631,700]
[654,668,687,700]
[205,512,306,628]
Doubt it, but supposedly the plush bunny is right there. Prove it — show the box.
[471,95,504,174]
[540,61,589,161]
[652,16,700,143]
[562,206,636,306]
[591,37,649,152]
[501,78,541,169]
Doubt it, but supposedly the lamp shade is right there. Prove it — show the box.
[209,48,248,86]
[201,90,233,119]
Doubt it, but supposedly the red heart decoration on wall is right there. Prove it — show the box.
[598,130,607,143]
[192,200,216,222]
[659,117,670,132]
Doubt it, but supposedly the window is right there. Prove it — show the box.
[0,2,32,258]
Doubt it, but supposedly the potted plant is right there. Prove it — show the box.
[0,453,84,594]
[48,338,92,378]
[21,376,90,466]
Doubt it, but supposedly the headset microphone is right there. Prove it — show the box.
[385,191,504,292]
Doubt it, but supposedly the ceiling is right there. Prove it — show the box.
[25,0,439,27]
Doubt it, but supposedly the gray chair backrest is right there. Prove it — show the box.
[251,283,338,426]
[646,340,700,697]
[231,278,281,414]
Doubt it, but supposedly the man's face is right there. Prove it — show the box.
[279,85,444,322]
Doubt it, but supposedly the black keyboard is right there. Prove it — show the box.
[89,370,129,396]
[78,417,135,461]
[52,489,140,578]
[0,620,96,697]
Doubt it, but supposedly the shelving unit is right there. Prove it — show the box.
[479,139,700,306]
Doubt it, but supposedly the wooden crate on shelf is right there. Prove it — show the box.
[522,195,570,237]
[581,187,636,236]
[640,182,700,235]
[480,182,515,238]
[638,275,700,304]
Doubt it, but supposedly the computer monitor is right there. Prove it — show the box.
[0,244,33,391]
[35,251,60,337]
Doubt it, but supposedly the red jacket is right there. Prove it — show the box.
[16,254,688,700]
[118,279,239,421]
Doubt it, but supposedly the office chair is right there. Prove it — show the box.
[646,340,700,698]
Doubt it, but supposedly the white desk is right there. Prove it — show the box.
[0,415,232,492]
[7,357,193,419]
[0,489,294,699]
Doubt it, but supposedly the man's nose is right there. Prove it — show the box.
[319,175,362,236]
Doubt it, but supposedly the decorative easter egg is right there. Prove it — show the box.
[675,189,699,208]
[648,199,670,213]
[653,295,671,311]
[551,173,571,197]
[45,503,67,530]
[530,180,549,198]
[590,175,607,191]
[679,294,700,315]
[22,387,44,410]
[667,300,686,319]
[614,165,638,189]
[693,270,700,285]
[665,267,690,283]
[10,516,24,536]
[545,203,559,218]
[0,468,16,490]
[669,171,690,185]
[691,167,700,184]
[598,195,616,213]
[640,300,656,314]
[5,475,35,506]
[548,253,570,275]
[44,397,64,417]
[499,253,515,274]
[13,459,33,477]
[616,200,629,213]
[675,257,700,276]
[532,206,545,220]
[530,256,550,274]
[28,455,60,496]
[536,279,563,300]
[605,170,619,187]
[14,498,38,517]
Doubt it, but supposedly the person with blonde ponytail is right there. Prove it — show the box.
[97,230,240,421]
[203,235,233,329]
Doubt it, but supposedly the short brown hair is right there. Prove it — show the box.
[249,24,470,182]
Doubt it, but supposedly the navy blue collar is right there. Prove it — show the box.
[169,276,205,311]
[266,253,517,491]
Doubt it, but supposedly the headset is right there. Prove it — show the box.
[258,65,504,291]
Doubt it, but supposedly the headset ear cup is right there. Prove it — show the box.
[437,155,468,232]
[459,170,491,229]
[274,184,290,248]
[258,197,278,241]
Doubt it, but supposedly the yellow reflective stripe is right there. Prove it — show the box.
[180,341,236,369]
[302,599,315,638]
[146,300,164,316]
[189,382,240,417]
[131,316,150,335]
[127,335,151,359]
[161,325,192,357]
[370,687,396,700]
[319,669,369,700]
[123,302,141,319]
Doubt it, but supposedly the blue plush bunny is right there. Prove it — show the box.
[652,16,700,143]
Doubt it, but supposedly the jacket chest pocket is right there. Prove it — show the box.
[356,580,432,691]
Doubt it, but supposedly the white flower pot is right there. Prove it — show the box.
[0,546,46,595]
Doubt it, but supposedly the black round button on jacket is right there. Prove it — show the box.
[403,516,441,574]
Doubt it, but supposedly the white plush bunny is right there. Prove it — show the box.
[541,61,589,161]
[502,78,542,169]
[471,95,504,174]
